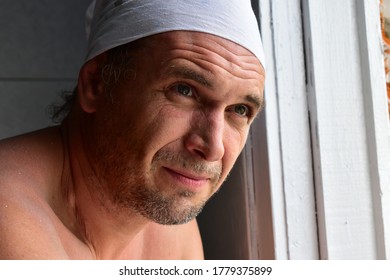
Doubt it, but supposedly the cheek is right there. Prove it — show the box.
[140,105,193,151]
[226,124,249,152]
[221,130,248,173]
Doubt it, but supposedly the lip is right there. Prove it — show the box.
[162,167,210,190]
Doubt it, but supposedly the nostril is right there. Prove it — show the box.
[184,131,224,162]
[184,110,225,161]
[184,133,207,159]
[193,148,206,159]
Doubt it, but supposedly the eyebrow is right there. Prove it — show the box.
[164,66,213,89]
[246,94,264,112]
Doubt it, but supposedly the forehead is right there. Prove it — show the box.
[149,31,261,61]
[138,31,265,81]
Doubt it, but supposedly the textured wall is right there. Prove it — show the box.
[0,0,90,139]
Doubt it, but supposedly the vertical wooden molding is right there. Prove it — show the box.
[356,0,390,259]
[302,0,388,259]
[257,0,289,259]
[254,0,318,259]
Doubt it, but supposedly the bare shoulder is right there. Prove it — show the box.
[141,219,204,260]
[0,128,68,259]
[0,127,63,198]
[0,176,68,259]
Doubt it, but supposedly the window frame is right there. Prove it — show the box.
[249,0,390,259]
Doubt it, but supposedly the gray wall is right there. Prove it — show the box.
[0,0,90,139]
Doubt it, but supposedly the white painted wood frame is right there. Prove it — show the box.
[302,0,390,259]
[248,0,390,259]
[248,0,319,259]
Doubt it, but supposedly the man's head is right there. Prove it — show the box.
[69,0,265,225]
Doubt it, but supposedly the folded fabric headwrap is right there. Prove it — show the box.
[85,0,265,68]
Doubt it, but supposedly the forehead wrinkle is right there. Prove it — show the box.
[209,38,263,73]
[157,38,263,83]
[169,39,261,81]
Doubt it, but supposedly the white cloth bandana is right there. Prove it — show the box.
[85,0,265,68]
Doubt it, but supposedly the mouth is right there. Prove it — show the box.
[162,167,210,191]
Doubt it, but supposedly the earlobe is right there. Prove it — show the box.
[77,53,107,113]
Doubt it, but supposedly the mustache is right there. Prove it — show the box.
[152,150,222,182]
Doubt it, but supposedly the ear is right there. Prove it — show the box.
[77,53,107,113]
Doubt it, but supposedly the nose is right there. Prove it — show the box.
[184,110,225,162]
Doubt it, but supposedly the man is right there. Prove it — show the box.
[0,0,265,259]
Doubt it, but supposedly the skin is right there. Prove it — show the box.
[0,31,265,259]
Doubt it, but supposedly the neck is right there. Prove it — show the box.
[60,116,151,259]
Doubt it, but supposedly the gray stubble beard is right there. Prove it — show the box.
[110,150,222,225]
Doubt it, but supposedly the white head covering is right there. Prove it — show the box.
[85,0,265,68]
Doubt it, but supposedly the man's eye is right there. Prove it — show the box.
[175,84,193,97]
[234,104,250,117]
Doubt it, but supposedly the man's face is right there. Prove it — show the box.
[86,31,265,225]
